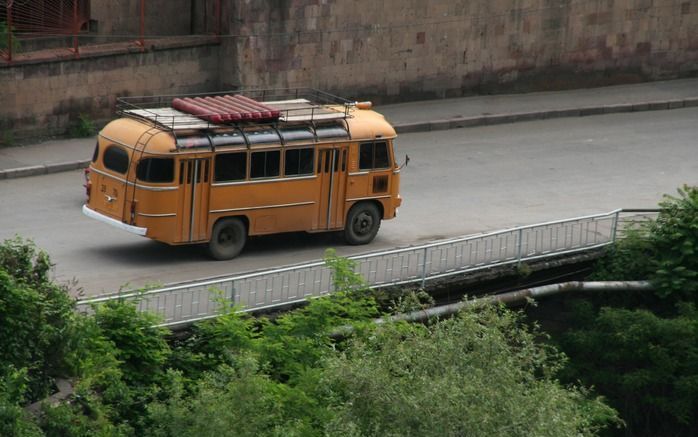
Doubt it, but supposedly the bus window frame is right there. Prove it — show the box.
[283,146,316,178]
[136,157,176,184]
[102,144,130,175]
[213,149,249,183]
[358,140,391,171]
[249,148,282,180]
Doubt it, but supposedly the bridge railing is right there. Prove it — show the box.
[77,209,652,328]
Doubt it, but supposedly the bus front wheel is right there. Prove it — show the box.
[344,202,381,245]
[208,218,247,260]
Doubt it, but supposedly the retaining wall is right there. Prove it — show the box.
[0,40,220,139]
[222,0,698,101]
[1,0,697,138]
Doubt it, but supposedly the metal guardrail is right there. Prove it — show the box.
[76,209,655,327]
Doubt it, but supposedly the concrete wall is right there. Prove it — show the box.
[0,41,220,138]
[221,0,698,101]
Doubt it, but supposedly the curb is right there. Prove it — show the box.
[0,159,90,181]
[1,96,697,180]
[393,96,698,134]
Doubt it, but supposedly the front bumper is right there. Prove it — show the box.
[82,205,148,237]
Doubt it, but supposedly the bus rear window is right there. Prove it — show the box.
[103,145,129,174]
[285,148,314,176]
[251,150,280,179]
[359,141,390,170]
[137,158,174,183]
[215,152,247,182]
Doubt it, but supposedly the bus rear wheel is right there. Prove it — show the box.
[208,218,247,260]
[344,202,381,245]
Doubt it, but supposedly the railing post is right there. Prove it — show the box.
[72,0,79,57]
[516,228,523,266]
[421,246,428,289]
[215,0,222,42]
[611,210,620,243]
[6,0,13,62]
[137,0,145,51]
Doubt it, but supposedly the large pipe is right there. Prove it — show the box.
[332,281,653,336]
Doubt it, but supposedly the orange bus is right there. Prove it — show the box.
[83,89,403,259]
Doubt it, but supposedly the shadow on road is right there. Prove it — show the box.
[81,231,346,267]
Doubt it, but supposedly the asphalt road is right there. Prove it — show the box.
[1,108,696,296]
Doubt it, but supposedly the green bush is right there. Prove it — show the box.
[592,185,698,305]
[0,21,21,53]
[322,304,619,437]
[0,367,43,437]
[560,305,698,436]
[648,185,698,301]
[69,114,96,138]
[0,237,76,401]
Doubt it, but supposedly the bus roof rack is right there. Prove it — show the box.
[117,88,357,131]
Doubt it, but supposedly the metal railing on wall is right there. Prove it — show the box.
[76,209,655,328]
[1,0,221,63]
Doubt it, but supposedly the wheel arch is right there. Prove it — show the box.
[347,199,385,221]
[210,214,249,237]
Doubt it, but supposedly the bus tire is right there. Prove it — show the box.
[344,202,381,245]
[208,218,247,260]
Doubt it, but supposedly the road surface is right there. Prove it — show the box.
[1,108,696,295]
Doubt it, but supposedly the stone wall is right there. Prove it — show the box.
[0,41,220,138]
[221,0,698,101]
[90,0,193,36]
[1,0,697,138]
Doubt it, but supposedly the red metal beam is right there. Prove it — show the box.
[72,0,79,57]
[5,0,13,62]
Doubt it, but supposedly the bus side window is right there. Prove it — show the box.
[136,158,174,183]
[284,148,314,177]
[250,150,280,179]
[215,152,247,182]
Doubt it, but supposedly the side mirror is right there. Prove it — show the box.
[399,154,410,170]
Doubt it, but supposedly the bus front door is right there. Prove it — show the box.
[177,158,211,242]
[317,147,348,230]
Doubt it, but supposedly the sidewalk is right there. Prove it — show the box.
[2,78,697,180]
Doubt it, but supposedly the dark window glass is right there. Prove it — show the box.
[91,141,99,162]
[284,148,314,176]
[374,141,390,168]
[359,141,390,170]
[359,143,373,170]
[136,158,174,183]
[103,145,129,174]
[250,150,280,179]
[215,152,247,182]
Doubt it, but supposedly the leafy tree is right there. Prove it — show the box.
[649,185,698,301]
[0,237,75,401]
[592,185,698,306]
[146,360,317,437]
[0,367,43,437]
[0,21,21,53]
[321,304,619,437]
[560,306,698,436]
[558,185,698,435]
